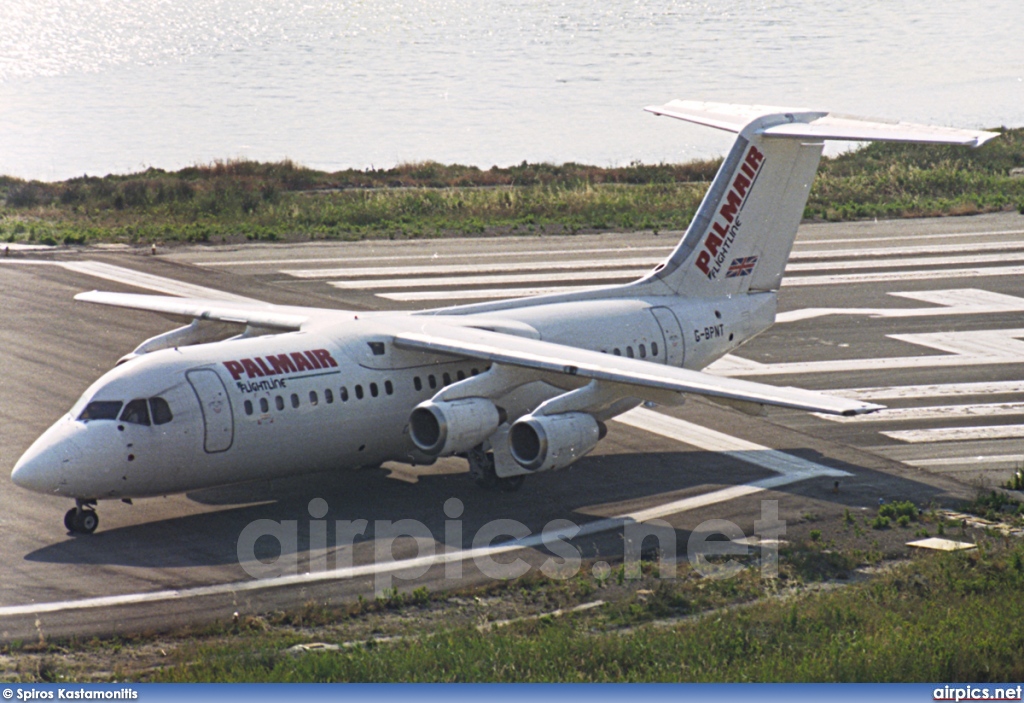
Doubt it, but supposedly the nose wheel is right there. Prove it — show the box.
[64,500,99,534]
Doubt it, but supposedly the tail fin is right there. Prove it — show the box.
[641,101,998,298]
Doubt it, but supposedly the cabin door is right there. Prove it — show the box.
[649,307,686,367]
[187,368,234,453]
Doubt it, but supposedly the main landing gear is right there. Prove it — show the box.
[64,499,99,534]
[467,446,525,493]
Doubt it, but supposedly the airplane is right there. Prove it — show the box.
[11,101,997,534]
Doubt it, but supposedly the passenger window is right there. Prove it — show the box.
[78,401,123,421]
[291,393,300,408]
[244,400,253,416]
[414,377,422,391]
[309,391,318,406]
[385,380,394,395]
[457,370,465,381]
[639,344,647,359]
[613,348,621,356]
[340,387,349,402]
[355,385,364,400]
[275,396,285,411]
[471,368,479,376]
[260,398,269,413]
[626,346,635,358]
[428,375,437,389]
[443,372,451,386]
[150,397,173,425]
[120,399,151,426]
[370,383,379,398]
[652,342,659,357]
[325,389,334,404]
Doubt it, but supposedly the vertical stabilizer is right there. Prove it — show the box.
[638,101,998,299]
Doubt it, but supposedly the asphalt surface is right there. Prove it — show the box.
[1,211,1023,642]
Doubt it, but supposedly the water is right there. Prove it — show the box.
[1,0,1022,181]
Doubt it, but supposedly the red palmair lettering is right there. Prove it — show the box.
[222,348,339,380]
[695,145,764,277]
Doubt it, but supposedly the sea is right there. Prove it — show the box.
[1,0,1022,182]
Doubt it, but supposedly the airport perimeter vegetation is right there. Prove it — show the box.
[1,128,1023,245]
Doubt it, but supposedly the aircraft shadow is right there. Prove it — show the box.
[23,447,953,570]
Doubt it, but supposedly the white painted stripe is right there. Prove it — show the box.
[816,402,1024,423]
[195,245,675,267]
[707,328,1024,377]
[789,239,1024,261]
[833,380,1024,401]
[904,454,1024,468]
[793,228,1024,248]
[1,260,258,302]
[883,425,1024,443]
[379,286,605,302]
[614,408,849,479]
[776,289,1024,323]
[782,265,1024,287]
[330,269,647,290]
[785,251,1024,272]
[284,256,661,279]
[60,261,259,302]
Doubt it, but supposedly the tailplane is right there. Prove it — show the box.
[639,101,998,298]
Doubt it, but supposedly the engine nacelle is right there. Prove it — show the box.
[409,397,502,456]
[508,412,604,473]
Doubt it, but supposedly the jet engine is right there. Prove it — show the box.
[409,397,503,456]
[508,412,605,473]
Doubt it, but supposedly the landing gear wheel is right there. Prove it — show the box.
[66,503,99,534]
[73,509,99,534]
[467,447,525,493]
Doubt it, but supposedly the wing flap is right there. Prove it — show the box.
[394,322,881,416]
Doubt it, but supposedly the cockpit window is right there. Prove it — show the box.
[120,399,151,426]
[150,397,173,425]
[78,401,123,421]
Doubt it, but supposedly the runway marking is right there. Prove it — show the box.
[708,328,1024,377]
[782,264,1024,287]
[883,425,1024,443]
[832,380,1024,401]
[777,289,1024,323]
[816,402,1024,423]
[788,239,1024,260]
[283,256,661,279]
[0,408,844,619]
[793,228,1024,247]
[904,454,1024,469]
[329,269,648,290]
[0,260,258,302]
[195,245,675,267]
[785,251,1024,272]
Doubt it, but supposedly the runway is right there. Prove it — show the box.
[1,211,1022,641]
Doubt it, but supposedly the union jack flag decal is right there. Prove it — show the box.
[725,256,758,278]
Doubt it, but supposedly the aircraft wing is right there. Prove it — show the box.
[393,321,882,416]
[74,291,315,330]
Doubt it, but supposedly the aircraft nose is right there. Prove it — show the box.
[11,420,82,494]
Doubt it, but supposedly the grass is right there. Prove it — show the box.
[149,546,1024,682]
[2,127,1023,246]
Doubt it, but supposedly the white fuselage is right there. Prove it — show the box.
[12,293,776,500]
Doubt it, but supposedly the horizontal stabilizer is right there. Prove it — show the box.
[646,100,998,146]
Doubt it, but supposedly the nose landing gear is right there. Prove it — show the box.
[64,499,99,534]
